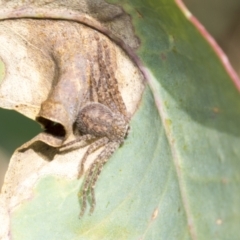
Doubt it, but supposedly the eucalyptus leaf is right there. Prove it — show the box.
[0,0,240,239]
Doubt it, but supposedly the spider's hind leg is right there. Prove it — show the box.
[89,142,120,214]
[78,137,109,217]
[77,137,109,178]
[79,141,120,217]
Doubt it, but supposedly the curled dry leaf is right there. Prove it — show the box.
[0,148,9,188]
[0,1,145,238]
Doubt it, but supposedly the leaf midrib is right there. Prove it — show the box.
[143,67,198,240]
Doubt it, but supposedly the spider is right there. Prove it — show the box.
[60,34,130,217]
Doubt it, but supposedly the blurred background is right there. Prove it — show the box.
[184,0,240,76]
[0,110,41,187]
[1,0,240,188]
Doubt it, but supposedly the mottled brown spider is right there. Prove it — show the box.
[60,34,130,217]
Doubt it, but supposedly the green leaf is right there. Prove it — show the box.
[109,0,240,239]
[1,0,240,239]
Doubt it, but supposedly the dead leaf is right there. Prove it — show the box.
[0,6,144,238]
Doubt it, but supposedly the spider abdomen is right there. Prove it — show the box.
[76,102,128,141]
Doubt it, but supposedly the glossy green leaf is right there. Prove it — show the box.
[108,1,240,239]
[1,0,240,239]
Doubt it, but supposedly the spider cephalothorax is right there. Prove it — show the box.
[60,34,130,217]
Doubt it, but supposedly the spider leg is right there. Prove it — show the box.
[89,142,120,214]
[79,159,98,217]
[77,137,109,178]
[101,39,129,121]
[89,54,99,102]
[60,134,95,149]
[79,141,118,217]
[96,38,116,111]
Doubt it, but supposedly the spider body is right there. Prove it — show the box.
[60,34,130,217]
[77,102,128,142]
[73,102,129,216]
[61,102,128,217]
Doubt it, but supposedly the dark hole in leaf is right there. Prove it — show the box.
[36,117,66,138]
